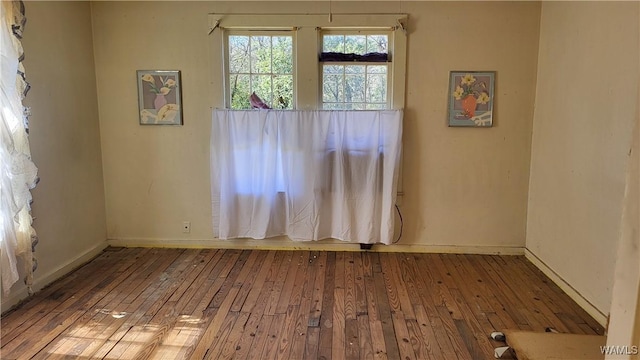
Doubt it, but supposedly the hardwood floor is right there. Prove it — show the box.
[1,247,604,359]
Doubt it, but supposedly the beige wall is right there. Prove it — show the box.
[401,1,539,248]
[606,104,639,358]
[92,1,540,249]
[3,1,108,311]
[527,1,639,316]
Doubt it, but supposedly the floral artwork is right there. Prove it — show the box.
[137,70,182,125]
[448,71,495,127]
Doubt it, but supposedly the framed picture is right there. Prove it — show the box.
[137,70,182,125]
[447,71,495,127]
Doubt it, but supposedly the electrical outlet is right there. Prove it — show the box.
[182,221,191,233]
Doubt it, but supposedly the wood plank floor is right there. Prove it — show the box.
[1,247,604,360]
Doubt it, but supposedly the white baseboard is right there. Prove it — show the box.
[1,241,108,314]
[525,248,608,326]
[107,237,524,255]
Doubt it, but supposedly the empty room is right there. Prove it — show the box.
[1,1,639,359]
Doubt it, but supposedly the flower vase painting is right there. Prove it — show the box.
[137,70,182,125]
[448,71,495,127]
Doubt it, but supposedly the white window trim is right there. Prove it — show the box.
[209,14,407,111]
[319,29,393,110]
[223,30,297,109]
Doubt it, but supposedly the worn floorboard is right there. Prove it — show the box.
[1,248,603,359]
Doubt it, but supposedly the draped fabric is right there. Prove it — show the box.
[1,1,38,296]
[211,109,402,244]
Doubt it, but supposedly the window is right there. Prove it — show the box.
[321,32,390,110]
[226,33,294,109]
[211,14,408,199]
[212,14,407,110]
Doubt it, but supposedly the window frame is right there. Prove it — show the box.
[223,30,297,109]
[319,29,393,110]
[209,14,407,111]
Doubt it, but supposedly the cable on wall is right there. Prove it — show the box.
[393,203,403,244]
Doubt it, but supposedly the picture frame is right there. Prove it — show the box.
[137,70,182,125]
[447,71,495,127]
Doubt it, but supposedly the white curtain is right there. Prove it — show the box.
[1,1,38,295]
[211,109,402,245]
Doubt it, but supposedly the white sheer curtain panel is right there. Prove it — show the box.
[211,109,402,245]
[1,1,38,296]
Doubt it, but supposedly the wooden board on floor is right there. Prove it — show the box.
[1,248,607,360]
[503,330,606,360]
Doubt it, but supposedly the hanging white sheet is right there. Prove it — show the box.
[211,109,402,244]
